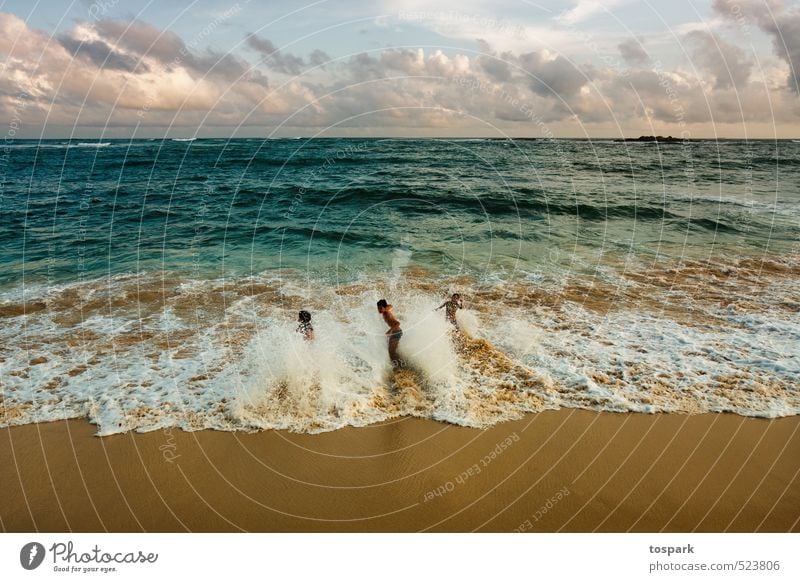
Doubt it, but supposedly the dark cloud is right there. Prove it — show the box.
[185,50,251,80]
[245,33,327,75]
[763,8,800,92]
[245,33,277,55]
[308,49,330,67]
[474,39,512,81]
[713,0,800,92]
[64,19,263,85]
[343,52,384,81]
[380,48,425,74]
[58,36,144,72]
[519,52,591,98]
[618,38,649,66]
[478,55,513,82]
[685,30,752,89]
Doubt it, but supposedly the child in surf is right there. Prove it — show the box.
[436,293,463,328]
[296,310,314,341]
[377,299,403,368]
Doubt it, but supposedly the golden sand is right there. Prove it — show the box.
[1,411,797,532]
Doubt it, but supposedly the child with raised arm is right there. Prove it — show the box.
[436,293,463,327]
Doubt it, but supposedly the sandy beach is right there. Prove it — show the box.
[2,410,798,532]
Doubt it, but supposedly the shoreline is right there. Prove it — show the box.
[3,252,798,436]
[2,410,798,532]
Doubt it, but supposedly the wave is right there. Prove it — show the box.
[300,185,682,221]
[0,257,798,435]
[2,142,112,149]
[681,216,743,233]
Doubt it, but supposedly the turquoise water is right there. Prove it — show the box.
[2,138,798,288]
[1,138,798,434]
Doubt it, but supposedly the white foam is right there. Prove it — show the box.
[1,271,798,435]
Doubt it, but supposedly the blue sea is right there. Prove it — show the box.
[1,138,798,434]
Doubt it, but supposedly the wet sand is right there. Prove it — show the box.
[1,410,798,532]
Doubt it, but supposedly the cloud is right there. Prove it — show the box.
[93,19,186,64]
[618,37,648,66]
[57,36,144,72]
[245,33,330,75]
[0,10,797,137]
[479,55,513,82]
[559,0,633,24]
[245,33,277,55]
[0,13,316,130]
[713,0,800,92]
[519,52,592,98]
[309,49,329,67]
[685,30,752,89]
[380,48,427,75]
[338,48,469,82]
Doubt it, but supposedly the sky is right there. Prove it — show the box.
[0,0,798,137]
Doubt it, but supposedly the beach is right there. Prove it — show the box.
[2,138,799,534]
[2,411,798,532]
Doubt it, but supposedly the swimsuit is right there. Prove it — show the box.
[388,329,403,367]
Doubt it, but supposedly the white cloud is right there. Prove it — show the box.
[558,0,634,24]
[1,10,798,137]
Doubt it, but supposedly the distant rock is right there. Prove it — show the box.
[615,135,685,143]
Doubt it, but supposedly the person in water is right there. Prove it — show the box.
[436,293,463,327]
[377,299,403,367]
[296,310,314,341]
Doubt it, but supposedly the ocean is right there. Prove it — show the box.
[1,137,798,435]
